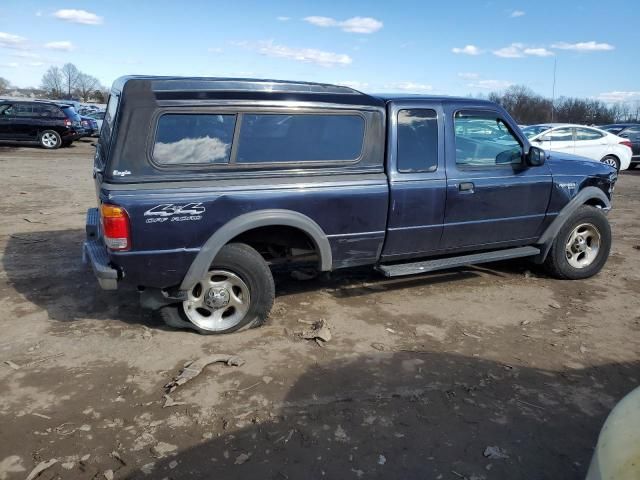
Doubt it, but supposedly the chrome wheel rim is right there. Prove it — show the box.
[182,270,250,332]
[565,223,601,269]
[41,132,58,148]
[602,157,618,168]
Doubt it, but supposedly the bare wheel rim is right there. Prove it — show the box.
[41,132,58,147]
[182,270,251,332]
[565,223,601,269]
[602,157,618,168]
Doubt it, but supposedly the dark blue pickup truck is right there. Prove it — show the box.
[83,76,616,334]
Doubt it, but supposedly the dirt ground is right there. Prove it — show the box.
[0,140,639,480]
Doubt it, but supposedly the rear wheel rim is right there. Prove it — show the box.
[41,132,58,148]
[602,157,618,169]
[565,223,601,269]
[182,270,251,332]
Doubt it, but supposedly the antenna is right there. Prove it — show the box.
[551,57,557,122]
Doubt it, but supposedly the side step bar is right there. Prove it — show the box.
[376,246,540,278]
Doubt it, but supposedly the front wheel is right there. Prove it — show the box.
[160,243,275,334]
[544,205,611,280]
[39,130,61,149]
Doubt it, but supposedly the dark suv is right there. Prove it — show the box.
[83,76,617,334]
[0,100,83,149]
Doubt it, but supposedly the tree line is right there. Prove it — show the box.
[39,63,106,102]
[487,85,639,125]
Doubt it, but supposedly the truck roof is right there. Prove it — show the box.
[111,76,496,109]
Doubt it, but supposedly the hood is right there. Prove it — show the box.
[544,150,616,177]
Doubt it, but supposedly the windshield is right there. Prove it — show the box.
[521,125,551,138]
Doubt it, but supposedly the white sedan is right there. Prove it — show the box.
[522,124,632,171]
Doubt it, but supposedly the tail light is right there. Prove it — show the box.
[620,140,633,150]
[100,204,131,251]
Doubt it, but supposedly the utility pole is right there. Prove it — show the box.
[551,57,557,122]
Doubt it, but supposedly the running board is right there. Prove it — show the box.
[376,246,540,278]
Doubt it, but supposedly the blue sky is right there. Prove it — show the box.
[0,0,638,103]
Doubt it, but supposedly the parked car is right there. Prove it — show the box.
[80,115,99,137]
[522,123,632,171]
[86,110,105,132]
[0,99,84,149]
[598,123,640,169]
[83,77,616,334]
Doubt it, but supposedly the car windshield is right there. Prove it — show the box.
[521,125,551,138]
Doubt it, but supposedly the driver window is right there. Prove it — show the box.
[454,111,523,167]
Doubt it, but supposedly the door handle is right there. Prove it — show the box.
[459,182,475,193]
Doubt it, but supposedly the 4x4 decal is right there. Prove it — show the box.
[144,203,205,223]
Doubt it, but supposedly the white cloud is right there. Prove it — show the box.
[256,41,352,67]
[596,91,640,103]
[0,62,19,68]
[53,9,103,25]
[340,17,383,33]
[493,43,554,58]
[452,45,482,55]
[27,62,45,67]
[458,72,480,80]
[0,32,27,49]
[276,16,290,21]
[493,43,525,58]
[385,82,433,93]
[551,41,614,52]
[208,47,223,53]
[468,79,512,90]
[303,16,383,34]
[510,10,525,17]
[36,10,43,17]
[44,41,75,51]
[523,47,554,57]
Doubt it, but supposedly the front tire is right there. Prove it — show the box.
[39,130,61,149]
[544,205,611,280]
[160,243,275,334]
[601,155,620,171]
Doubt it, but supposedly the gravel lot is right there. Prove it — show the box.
[1,140,639,480]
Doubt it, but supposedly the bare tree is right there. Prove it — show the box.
[41,66,65,99]
[75,73,100,102]
[0,77,10,93]
[61,63,80,98]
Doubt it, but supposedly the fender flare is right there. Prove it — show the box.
[179,209,333,290]
[534,186,611,263]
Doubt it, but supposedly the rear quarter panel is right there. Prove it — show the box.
[103,174,388,288]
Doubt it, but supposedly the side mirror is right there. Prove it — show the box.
[526,146,546,167]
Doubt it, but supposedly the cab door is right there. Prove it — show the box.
[440,107,552,250]
[381,101,446,260]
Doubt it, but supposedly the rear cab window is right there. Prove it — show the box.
[150,111,365,168]
[396,109,438,173]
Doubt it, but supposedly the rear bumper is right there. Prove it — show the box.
[82,208,118,290]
